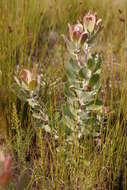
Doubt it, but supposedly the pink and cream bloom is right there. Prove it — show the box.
[68,23,89,44]
[19,69,32,85]
[83,12,96,33]
[72,23,83,40]
[19,65,37,86]
[68,23,83,41]
[0,151,12,187]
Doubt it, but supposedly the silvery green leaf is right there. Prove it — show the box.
[42,125,51,133]
[27,98,38,108]
[86,105,102,112]
[21,81,29,91]
[32,113,42,120]
[94,68,101,75]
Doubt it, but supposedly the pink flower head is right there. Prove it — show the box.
[72,24,83,40]
[0,152,12,187]
[19,69,32,85]
[68,23,83,41]
[83,12,96,33]
[19,65,37,85]
[19,66,37,91]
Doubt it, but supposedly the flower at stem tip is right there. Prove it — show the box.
[18,65,37,91]
[68,23,83,41]
[62,12,103,56]
[19,69,32,85]
[67,12,102,46]
[83,12,102,33]
[84,12,96,33]
[68,23,89,44]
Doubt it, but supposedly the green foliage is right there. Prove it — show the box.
[63,13,103,140]
[64,54,102,139]
[13,73,49,132]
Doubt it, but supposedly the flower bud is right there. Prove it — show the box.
[19,69,32,85]
[72,24,83,40]
[83,12,96,33]
[68,23,83,41]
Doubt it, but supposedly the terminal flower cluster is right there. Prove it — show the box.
[68,12,103,45]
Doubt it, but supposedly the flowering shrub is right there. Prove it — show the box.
[0,151,12,188]
[13,66,50,132]
[63,12,103,139]
[13,12,103,141]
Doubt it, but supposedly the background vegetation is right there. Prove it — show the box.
[0,0,127,189]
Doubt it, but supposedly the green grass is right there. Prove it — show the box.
[0,0,127,189]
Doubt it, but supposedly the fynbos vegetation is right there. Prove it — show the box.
[0,0,127,189]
